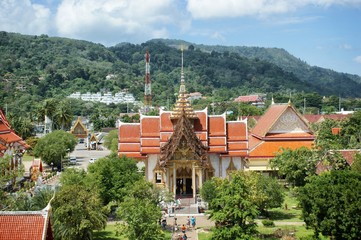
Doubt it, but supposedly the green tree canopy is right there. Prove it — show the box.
[102,129,118,152]
[116,179,165,240]
[87,153,142,204]
[208,172,259,240]
[52,168,107,240]
[298,171,361,239]
[271,147,316,187]
[33,130,77,167]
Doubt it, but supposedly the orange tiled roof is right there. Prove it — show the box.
[265,132,314,138]
[249,138,314,158]
[336,149,360,165]
[160,111,173,132]
[303,114,323,123]
[0,210,53,240]
[251,104,289,137]
[209,115,226,136]
[0,131,22,143]
[141,117,160,137]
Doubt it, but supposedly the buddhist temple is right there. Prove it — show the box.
[248,101,315,172]
[118,51,316,198]
[70,117,88,140]
[118,50,248,198]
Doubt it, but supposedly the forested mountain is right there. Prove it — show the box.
[1,31,361,118]
[153,39,361,97]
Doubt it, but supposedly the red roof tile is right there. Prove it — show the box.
[303,114,323,123]
[234,95,262,102]
[249,139,314,158]
[160,111,173,132]
[141,117,160,137]
[251,104,288,137]
[0,210,53,240]
[209,115,226,136]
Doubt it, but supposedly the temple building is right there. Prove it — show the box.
[0,109,28,177]
[248,100,315,172]
[118,51,315,198]
[118,50,248,198]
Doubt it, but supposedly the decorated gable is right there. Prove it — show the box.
[269,108,310,134]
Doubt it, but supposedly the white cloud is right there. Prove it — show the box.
[340,44,352,50]
[55,0,181,44]
[0,0,51,35]
[211,31,226,42]
[354,56,361,64]
[186,0,361,19]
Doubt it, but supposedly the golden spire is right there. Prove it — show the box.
[171,47,197,119]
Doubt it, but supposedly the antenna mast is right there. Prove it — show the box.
[144,50,152,113]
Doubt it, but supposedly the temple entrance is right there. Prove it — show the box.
[176,178,193,196]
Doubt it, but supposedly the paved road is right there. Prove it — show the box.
[68,142,111,170]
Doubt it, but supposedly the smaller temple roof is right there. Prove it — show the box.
[70,117,88,138]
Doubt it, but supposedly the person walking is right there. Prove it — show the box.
[186,216,190,229]
[181,224,186,233]
[182,233,188,240]
[190,216,196,229]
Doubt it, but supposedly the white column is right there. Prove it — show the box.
[173,163,176,196]
[199,168,203,189]
[192,162,196,199]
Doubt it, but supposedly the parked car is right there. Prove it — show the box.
[89,157,97,164]
[69,156,77,165]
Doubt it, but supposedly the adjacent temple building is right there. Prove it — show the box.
[118,50,315,198]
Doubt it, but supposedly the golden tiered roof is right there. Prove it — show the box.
[171,48,197,119]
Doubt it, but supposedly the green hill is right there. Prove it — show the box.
[1,31,361,116]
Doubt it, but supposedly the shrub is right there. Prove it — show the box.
[262,219,275,227]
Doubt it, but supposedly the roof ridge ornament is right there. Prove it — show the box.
[171,48,197,119]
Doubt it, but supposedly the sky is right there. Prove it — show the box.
[1,0,361,76]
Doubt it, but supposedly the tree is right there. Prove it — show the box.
[52,169,107,240]
[208,172,259,240]
[102,129,118,152]
[341,110,361,148]
[271,147,316,187]
[250,172,284,214]
[54,99,73,130]
[33,130,77,168]
[200,178,221,203]
[351,153,361,173]
[298,171,361,239]
[87,153,142,204]
[314,118,343,150]
[7,114,34,139]
[116,179,166,240]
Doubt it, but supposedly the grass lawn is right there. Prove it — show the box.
[93,223,172,240]
[197,225,329,240]
[260,190,303,222]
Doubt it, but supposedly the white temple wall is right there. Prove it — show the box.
[233,157,243,170]
[146,154,159,182]
[209,153,220,177]
[221,157,231,178]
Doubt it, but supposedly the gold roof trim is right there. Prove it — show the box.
[171,48,197,119]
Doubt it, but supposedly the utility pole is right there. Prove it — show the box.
[144,50,152,113]
[303,98,306,114]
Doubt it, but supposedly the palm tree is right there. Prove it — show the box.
[54,100,73,130]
